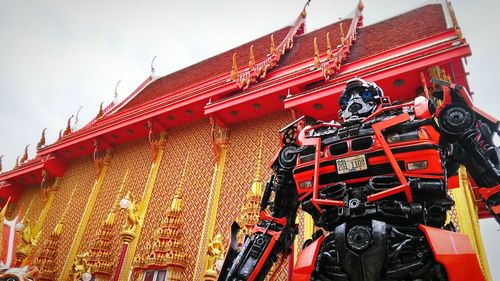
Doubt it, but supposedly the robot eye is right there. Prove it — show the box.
[361,90,373,101]
[339,94,350,107]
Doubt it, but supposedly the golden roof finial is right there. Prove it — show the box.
[0,154,3,173]
[251,135,264,196]
[36,128,47,151]
[270,34,276,55]
[96,102,105,119]
[358,0,364,12]
[248,45,255,69]
[53,188,76,237]
[15,156,20,168]
[446,0,464,43]
[326,32,333,60]
[171,152,191,212]
[231,53,238,81]
[301,0,311,18]
[340,22,345,46]
[63,115,74,136]
[313,37,321,68]
[20,145,29,163]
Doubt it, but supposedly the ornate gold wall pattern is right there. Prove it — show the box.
[135,119,215,280]
[214,111,292,280]
[77,138,151,277]
[33,155,96,280]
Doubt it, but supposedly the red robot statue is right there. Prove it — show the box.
[217,78,500,281]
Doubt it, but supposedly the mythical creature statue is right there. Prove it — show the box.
[218,78,500,281]
[70,252,90,281]
[207,234,226,273]
[123,192,141,233]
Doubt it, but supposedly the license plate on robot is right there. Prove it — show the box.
[336,154,368,174]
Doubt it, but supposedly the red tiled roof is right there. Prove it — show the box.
[118,26,291,112]
[347,4,447,62]
[117,4,447,113]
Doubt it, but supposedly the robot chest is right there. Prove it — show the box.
[292,129,444,199]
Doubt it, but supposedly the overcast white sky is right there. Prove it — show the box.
[0,0,498,277]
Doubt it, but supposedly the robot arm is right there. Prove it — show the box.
[432,79,500,222]
[218,144,301,281]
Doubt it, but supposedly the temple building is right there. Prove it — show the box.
[0,1,494,280]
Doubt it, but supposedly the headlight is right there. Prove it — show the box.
[299,180,313,189]
[407,161,428,171]
[385,130,419,144]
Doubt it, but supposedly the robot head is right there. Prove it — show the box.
[339,78,384,120]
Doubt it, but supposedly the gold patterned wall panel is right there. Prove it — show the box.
[16,184,44,228]
[77,138,151,271]
[214,111,292,280]
[33,155,95,280]
[135,119,215,280]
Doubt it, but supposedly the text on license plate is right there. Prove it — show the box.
[336,155,368,174]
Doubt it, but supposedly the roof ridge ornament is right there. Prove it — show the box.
[150,56,157,75]
[230,1,308,89]
[312,1,364,80]
[36,128,47,151]
[446,0,464,44]
[20,145,29,164]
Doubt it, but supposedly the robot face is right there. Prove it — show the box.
[339,79,383,120]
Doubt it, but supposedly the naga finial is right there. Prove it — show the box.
[326,32,333,60]
[231,53,238,81]
[151,56,157,75]
[248,45,255,70]
[301,0,311,18]
[36,128,47,150]
[339,21,345,46]
[20,145,29,164]
[270,34,276,55]
[0,155,3,173]
[358,0,364,12]
[15,156,20,168]
[58,129,63,141]
[96,102,104,119]
[114,80,121,99]
[313,37,320,68]
[63,115,74,137]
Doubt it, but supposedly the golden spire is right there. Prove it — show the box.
[20,144,29,163]
[251,136,264,196]
[36,128,47,150]
[270,34,276,55]
[53,189,76,237]
[313,37,321,68]
[105,170,128,225]
[248,45,255,70]
[171,152,191,212]
[339,22,345,46]
[231,53,238,81]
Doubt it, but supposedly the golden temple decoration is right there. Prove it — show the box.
[326,32,333,60]
[230,53,238,81]
[147,120,167,161]
[236,136,264,244]
[313,37,321,69]
[0,197,11,256]
[60,150,112,281]
[20,144,29,164]
[269,34,276,57]
[428,65,452,89]
[86,170,128,279]
[63,115,74,137]
[133,155,190,281]
[69,252,91,281]
[195,127,230,280]
[36,128,47,151]
[34,188,75,280]
[446,0,464,43]
[93,140,112,177]
[117,134,168,280]
[339,22,345,46]
[96,102,104,120]
[203,234,225,281]
[15,197,37,265]
[248,45,256,70]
